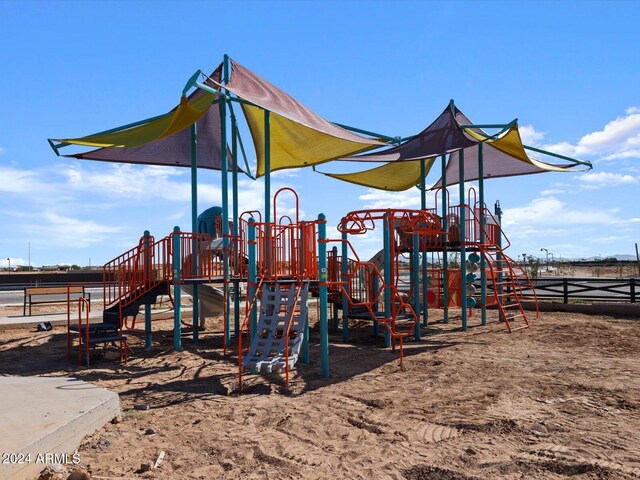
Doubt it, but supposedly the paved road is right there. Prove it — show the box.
[0,287,104,307]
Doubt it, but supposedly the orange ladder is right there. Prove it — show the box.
[479,247,537,332]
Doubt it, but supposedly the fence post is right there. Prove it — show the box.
[563,278,569,304]
[631,278,636,304]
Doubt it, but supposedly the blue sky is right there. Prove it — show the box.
[1,0,639,267]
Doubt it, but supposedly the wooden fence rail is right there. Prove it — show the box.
[513,277,639,303]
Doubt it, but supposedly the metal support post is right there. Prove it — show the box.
[341,231,349,342]
[232,115,241,338]
[459,149,468,331]
[318,214,329,378]
[383,213,392,347]
[190,123,200,342]
[264,110,271,274]
[441,154,449,324]
[143,230,152,349]
[495,201,504,321]
[248,219,258,340]
[221,55,231,347]
[420,159,428,327]
[172,226,182,350]
[331,246,339,332]
[478,143,487,326]
[412,228,421,341]
[372,273,380,337]
[301,223,309,365]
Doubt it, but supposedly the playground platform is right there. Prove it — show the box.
[0,376,120,480]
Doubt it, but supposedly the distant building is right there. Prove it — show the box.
[41,264,72,272]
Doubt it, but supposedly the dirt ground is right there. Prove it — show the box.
[0,306,639,480]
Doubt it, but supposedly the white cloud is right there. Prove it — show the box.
[62,164,208,203]
[578,171,638,190]
[502,196,620,228]
[358,188,423,209]
[271,169,300,179]
[24,213,123,248]
[587,235,630,245]
[542,107,640,161]
[0,257,25,268]
[519,125,545,146]
[540,188,565,196]
[0,167,49,194]
[541,141,577,157]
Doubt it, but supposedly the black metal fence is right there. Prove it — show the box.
[524,277,639,303]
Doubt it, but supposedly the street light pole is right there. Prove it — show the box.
[541,248,549,272]
[7,258,10,275]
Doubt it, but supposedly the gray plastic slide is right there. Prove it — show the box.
[242,281,309,373]
[182,283,224,325]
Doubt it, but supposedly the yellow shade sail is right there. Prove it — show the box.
[321,158,435,191]
[464,123,570,173]
[242,103,380,177]
[54,92,217,148]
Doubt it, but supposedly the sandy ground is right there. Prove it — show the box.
[0,306,639,480]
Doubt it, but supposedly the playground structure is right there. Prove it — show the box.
[50,54,591,387]
[64,184,535,386]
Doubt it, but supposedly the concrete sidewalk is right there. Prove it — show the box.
[0,376,120,480]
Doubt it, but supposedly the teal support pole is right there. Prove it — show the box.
[372,274,379,337]
[143,230,152,349]
[478,143,487,326]
[341,231,349,343]
[318,214,329,378]
[420,159,428,327]
[248,219,257,340]
[302,307,310,364]
[441,154,449,324]
[264,110,271,274]
[412,227,421,341]
[495,201,504,322]
[172,227,182,350]
[301,224,309,365]
[331,246,339,332]
[190,123,200,343]
[459,150,468,331]
[231,116,241,338]
[220,60,231,348]
[383,213,392,348]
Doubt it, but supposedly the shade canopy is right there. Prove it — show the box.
[339,105,476,162]
[217,60,384,177]
[320,103,589,191]
[50,67,236,172]
[53,93,216,149]
[432,110,587,188]
[320,158,435,191]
